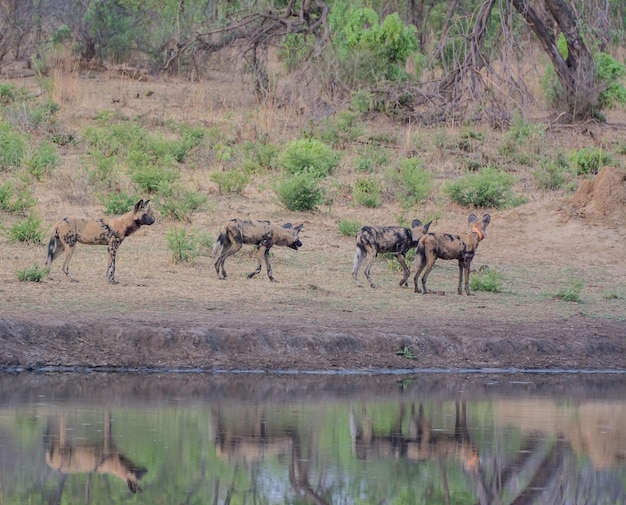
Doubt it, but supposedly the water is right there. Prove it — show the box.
[0,371,624,504]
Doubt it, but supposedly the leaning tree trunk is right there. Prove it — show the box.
[509,0,597,120]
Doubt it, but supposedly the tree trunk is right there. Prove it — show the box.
[509,0,597,119]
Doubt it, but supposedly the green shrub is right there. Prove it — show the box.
[157,184,209,222]
[499,114,545,160]
[353,144,391,172]
[338,219,362,237]
[595,52,626,109]
[318,111,364,148]
[209,169,250,194]
[444,166,521,209]
[27,99,61,129]
[131,166,180,193]
[353,178,382,208]
[0,83,21,103]
[242,139,279,173]
[5,214,45,243]
[274,173,325,211]
[388,158,433,209]
[15,264,50,282]
[26,141,61,180]
[350,90,374,114]
[569,147,612,175]
[0,121,26,170]
[165,227,212,263]
[470,267,503,292]
[279,138,340,178]
[88,151,119,190]
[553,278,584,303]
[101,192,138,215]
[533,154,569,190]
[0,182,36,214]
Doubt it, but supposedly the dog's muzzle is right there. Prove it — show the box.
[289,239,303,250]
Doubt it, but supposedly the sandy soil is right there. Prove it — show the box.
[0,73,625,372]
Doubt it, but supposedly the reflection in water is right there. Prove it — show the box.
[0,372,624,504]
[44,411,147,496]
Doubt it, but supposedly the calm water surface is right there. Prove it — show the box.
[0,371,624,504]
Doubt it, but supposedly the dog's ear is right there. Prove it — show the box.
[468,214,478,225]
[134,199,145,211]
[282,223,293,229]
[480,214,491,236]
[411,219,423,228]
[294,224,303,233]
[424,221,432,233]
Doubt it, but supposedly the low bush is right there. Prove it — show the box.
[4,214,45,243]
[353,178,382,208]
[0,120,26,170]
[274,173,325,211]
[533,153,569,190]
[0,182,36,214]
[569,147,612,175]
[279,138,340,178]
[470,267,503,292]
[338,219,362,237]
[387,157,433,209]
[553,278,584,303]
[15,264,50,282]
[209,169,250,194]
[444,166,522,209]
[165,227,213,263]
[101,192,138,215]
[26,140,61,180]
[157,184,209,222]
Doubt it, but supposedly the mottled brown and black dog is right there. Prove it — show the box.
[352,219,432,288]
[212,218,303,282]
[45,199,154,284]
[412,213,491,295]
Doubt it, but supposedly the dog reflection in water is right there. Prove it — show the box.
[44,411,147,494]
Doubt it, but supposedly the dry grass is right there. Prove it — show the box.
[1,68,626,340]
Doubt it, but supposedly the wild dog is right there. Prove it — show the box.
[44,411,148,494]
[45,199,154,284]
[352,219,432,288]
[212,218,303,282]
[412,213,491,295]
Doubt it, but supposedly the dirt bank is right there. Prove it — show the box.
[1,311,625,372]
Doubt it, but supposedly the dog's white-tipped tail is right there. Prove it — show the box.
[45,228,60,266]
[352,246,363,279]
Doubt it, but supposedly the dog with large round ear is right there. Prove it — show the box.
[45,199,155,284]
[212,219,303,282]
[413,213,491,296]
[352,218,431,289]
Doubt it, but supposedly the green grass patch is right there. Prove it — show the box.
[15,264,50,282]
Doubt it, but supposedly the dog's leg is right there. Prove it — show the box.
[461,258,473,295]
[107,238,122,284]
[216,241,241,279]
[456,259,464,295]
[362,252,378,288]
[419,252,438,294]
[61,244,78,282]
[396,253,410,287]
[412,248,427,293]
[247,245,266,279]
[263,246,277,282]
